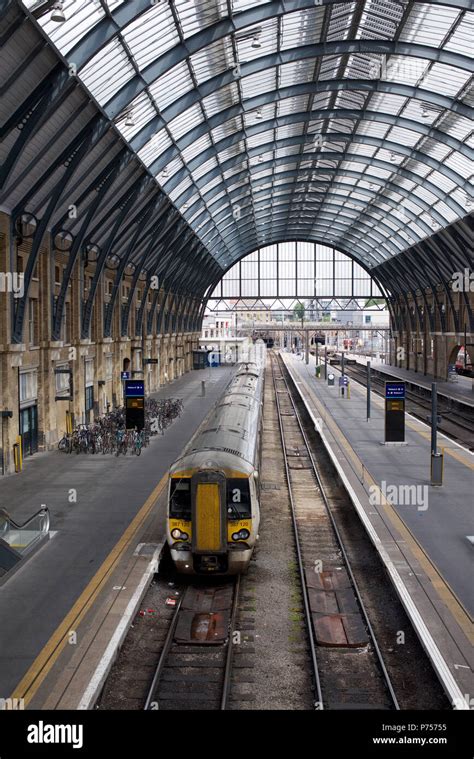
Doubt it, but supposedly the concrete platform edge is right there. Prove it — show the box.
[72,541,165,711]
[282,353,470,711]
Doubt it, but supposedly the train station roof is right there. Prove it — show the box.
[1,0,473,297]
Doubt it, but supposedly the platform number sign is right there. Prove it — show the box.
[384,381,406,442]
[124,380,145,430]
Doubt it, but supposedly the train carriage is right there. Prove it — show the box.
[167,361,264,574]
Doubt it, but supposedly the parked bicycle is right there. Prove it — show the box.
[58,396,183,455]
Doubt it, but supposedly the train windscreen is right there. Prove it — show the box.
[226,479,251,519]
[170,478,191,519]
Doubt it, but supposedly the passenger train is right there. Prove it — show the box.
[167,361,264,575]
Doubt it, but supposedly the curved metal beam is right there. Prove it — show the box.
[97,41,473,119]
[130,78,474,158]
[148,104,473,186]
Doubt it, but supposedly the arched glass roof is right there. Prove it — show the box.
[17,0,474,271]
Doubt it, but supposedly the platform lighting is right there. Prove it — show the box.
[256,109,263,119]
[251,35,262,48]
[162,168,169,178]
[258,155,264,162]
[389,152,397,162]
[125,112,135,127]
[421,107,430,119]
[50,2,65,22]
[465,195,472,208]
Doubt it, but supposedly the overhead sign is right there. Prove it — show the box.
[385,381,406,400]
[143,358,158,365]
[125,380,145,398]
[121,371,130,380]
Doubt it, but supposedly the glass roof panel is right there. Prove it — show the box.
[202,83,240,118]
[115,92,156,141]
[241,69,278,99]
[24,0,473,270]
[399,4,460,47]
[122,5,180,69]
[419,64,471,99]
[24,0,105,55]
[175,0,228,39]
[138,129,172,166]
[148,62,194,111]
[168,103,204,140]
[80,37,135,106]
[444,14,474,56]
[181,134,213,164]
[280,7,325,49]
[190,38,234,84]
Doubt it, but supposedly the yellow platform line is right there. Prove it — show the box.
[294,367,473,640]
[10,473,168,707]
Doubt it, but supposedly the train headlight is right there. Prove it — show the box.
[232,529,250,541]
[171,528,189,540]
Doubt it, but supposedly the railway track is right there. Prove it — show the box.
[144,577,240,710]
[270,351,399,710]
[338,363,474,450]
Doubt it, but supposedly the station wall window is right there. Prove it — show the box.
[105,354,113,380]
[85,358,94,386]
[55,364,70,397]
[28,298,37,346]
[85,385,94,412]
[19,369,38,405]
[60,305,68,343]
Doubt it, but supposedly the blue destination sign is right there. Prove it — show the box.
[385,381,406,399]
[125,380,145,397]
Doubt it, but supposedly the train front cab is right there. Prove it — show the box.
[168,469,257,575]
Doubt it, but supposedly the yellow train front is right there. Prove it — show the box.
[167,361,264,575]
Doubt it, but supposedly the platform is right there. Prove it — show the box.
[0,365,234,706]
[340,355,474,407]
[281,351,473,709]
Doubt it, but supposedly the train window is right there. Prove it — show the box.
[226,479,251,519]
[170,478,191,519]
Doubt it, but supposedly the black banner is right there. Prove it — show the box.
[0,710,471,757]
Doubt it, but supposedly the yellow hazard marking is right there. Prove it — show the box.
[10,473,168,707]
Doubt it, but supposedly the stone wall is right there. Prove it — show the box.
[0,211,200,474]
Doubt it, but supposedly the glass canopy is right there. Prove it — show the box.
[25,0,474,270]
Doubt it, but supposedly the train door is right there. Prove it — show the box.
[191,471,226,572]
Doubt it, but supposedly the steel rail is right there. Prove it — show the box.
[270,352,324,710]
[274,351,400,710]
